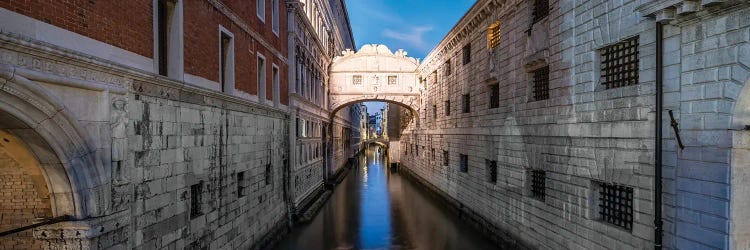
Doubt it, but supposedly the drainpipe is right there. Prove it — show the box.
[654,21,664,250]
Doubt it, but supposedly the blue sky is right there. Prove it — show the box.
[345,0,475,114]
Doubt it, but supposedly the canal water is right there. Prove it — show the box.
[275,146,499,250]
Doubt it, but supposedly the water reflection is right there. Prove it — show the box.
[275,146,499,250]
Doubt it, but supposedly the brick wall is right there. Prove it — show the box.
[0,149,51,250]
[0,0,153,58]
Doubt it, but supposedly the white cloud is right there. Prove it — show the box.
[381,26,434,50]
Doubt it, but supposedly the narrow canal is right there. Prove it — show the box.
[275,146,499,250]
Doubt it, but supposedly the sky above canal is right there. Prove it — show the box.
[347,0,476,114]
[345,0,476,60]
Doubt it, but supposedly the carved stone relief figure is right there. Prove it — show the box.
[110,98,129,185]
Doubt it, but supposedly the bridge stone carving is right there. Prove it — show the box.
[329,44,421,115]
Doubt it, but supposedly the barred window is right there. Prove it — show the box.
[431,71,438,84]
[431,148,436,160]
[486,160,497,183]
[445,100,451,116]
[598,183,634,230]
[462,94,471,113]
[388,75,398,85]
[487,20,501,49]
[532,66,550,101]
[353,75,362,85]
[532,0,549,24]
[432,105,438,120]
[459,154,468,173]
[600,37,639,89]
[462,44,472,65]
[443,150,449,166]
[489,84,500,109]
[531,170,545,201]
[444,60,452,76]
[265,164,272,185]
[237,172,246,197]
[190,181,204,218]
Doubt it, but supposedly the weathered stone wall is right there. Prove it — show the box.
[401,0,656,248]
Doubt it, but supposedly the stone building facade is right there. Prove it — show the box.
[0,0,355,249]
[398,0,750,249]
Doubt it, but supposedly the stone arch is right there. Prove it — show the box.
[730,77,750,249]
[0,66,106,219]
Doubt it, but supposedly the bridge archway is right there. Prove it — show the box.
[329,44,422,116]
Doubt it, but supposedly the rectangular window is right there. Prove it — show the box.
[486,160,497,183]
[271,0,279,34]
[462,94,470,113]
[265,164,272,185]
[532,0,549,24]
[220,32,233,93]
[445,100,450,116]
[431,148,436,160]
[489,84,500,109]
[272,65,280,106]
[257,54,267,102]
[598,183,634,230]
[257,0,266,21]
[353,75,362,85]
[431,71,438,85]
[433,105,437,120]
[487,20,501,49]
[443,150,449,166]
[388,75,398,85]
[444,60,452,76]
[601,36,639,89]
[190,181,203,218]
[459,154,468,173]
[532,66,549,101]
[462,44,472,65]
[156,0,175,76]
[531,170,546,201]
[237,172,246,197]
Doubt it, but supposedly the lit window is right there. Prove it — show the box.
[487,20,501,49]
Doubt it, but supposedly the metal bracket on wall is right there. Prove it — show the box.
[668,110,685,150]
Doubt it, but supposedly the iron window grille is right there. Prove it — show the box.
[431,148,436,160]
[486,160,498,183]
[531,170,545,201]
[353,75,362,85]
[600,37,639,89]
[443,150,449,166]
[532,66,550,101]
[489,84,500,109]
[445,100,451,116]
[190,182,203,218]
[462,94,471,113]
[388,75,398,85]
[487,20,501,49]
[462,44,472,65]
[237,172,246,197]
[598,183,634,230]
[459,154,468,173]
[532,0,549,24]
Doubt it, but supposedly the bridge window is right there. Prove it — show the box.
[530,170,545,201]
[190,181,204,219]
[489,84,499,109]
[600,36,639,89]
[388,75,398,85]
[445,100,451,116]
[462,44,471,65]
[443,150,449,166]
[237,171,246,197]
[486,160,497,183]
[596,182,633,230]
[461,94,470,113]
[487,20,501,49]
[352,75,362,85]
[532,66,549,101]
[459,154,468,173]
[444,59,452,76]
[532,0,549,24]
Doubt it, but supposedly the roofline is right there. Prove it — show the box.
[339,0,356,49]
[419,0,492,71]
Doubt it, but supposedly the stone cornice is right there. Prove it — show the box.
[636,0,746,22]
[419,0,506,71]
[206,0,288,63]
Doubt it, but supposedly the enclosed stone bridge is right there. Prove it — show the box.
[328,44,421,116]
